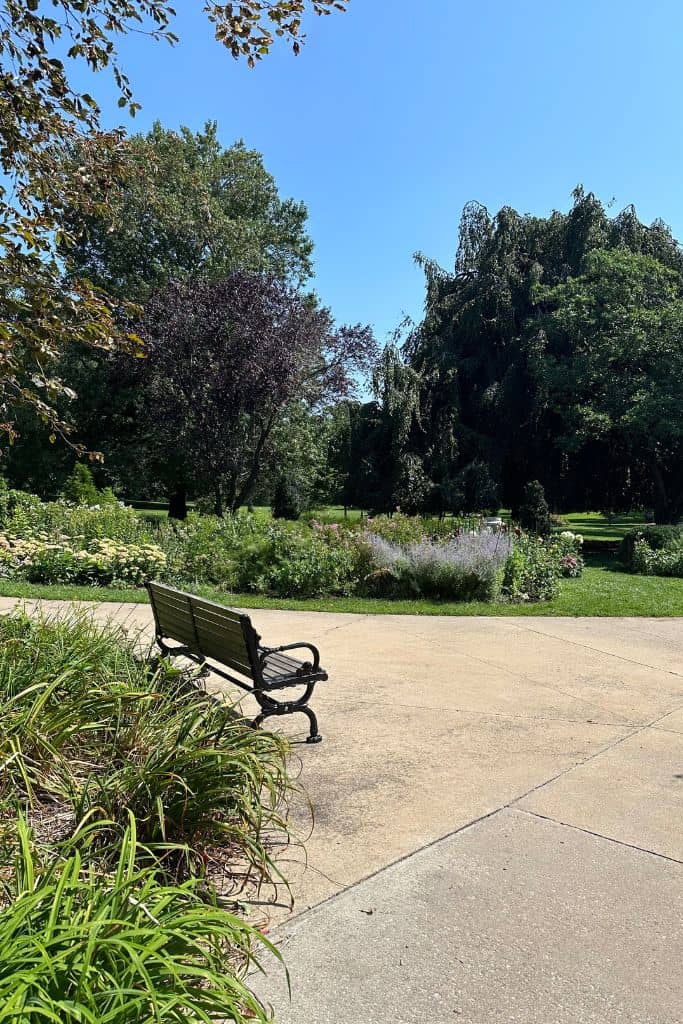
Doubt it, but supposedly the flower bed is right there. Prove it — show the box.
[0,489,582,603]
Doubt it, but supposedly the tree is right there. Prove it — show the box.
[138,273,374,516]
[61,123,314,302]
[0,0,348,446]
[342,346,430,513]
[408,189,683,516]
[541,249,683,523]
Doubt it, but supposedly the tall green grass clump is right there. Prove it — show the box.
[0,613,292,885]
[0,817,280,1023]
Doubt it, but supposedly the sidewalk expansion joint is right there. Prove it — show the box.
[514,807,683,865]
[508,621,683,678]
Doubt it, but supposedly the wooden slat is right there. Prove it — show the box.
[149,582,258,677]
[190,607,244,639]
[194,621,251,668]
[152,593,193,616]
[191,595,243,625]
[149,582,192,605]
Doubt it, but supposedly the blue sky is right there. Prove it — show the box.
[83,0,683,342]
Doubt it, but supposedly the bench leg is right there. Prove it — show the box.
[253,685,322,744]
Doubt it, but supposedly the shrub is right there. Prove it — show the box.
[361,530,512,601]
[364,511,472,546]
[517,480,553,537]
[501,534,561,602]
[272,475,303,520]
[0,818,279,1024]
[619,525,683,568]
[61,464,101,506]
[631,538,683,577]
[0,495,150,545]
[0,535,167,585]
[551,530,584,577]
[234,520,358,597]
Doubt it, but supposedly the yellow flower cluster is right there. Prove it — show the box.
[0,535,166,585]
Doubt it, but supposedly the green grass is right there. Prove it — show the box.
[559,511,648,542]
[1,554,681,615]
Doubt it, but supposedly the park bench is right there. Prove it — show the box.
[146,581,328,744]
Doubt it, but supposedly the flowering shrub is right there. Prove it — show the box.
[363,511,478,545]
[631,538,683,577]
[0,535,166,586]
[551,531,584,577]
[0,490,575,602]
[361,530,513,601]
[0,491,150,545]
[232,521,359,597]
[619,525,683,568]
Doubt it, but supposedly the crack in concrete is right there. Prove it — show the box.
[508,701,683,809]
[319,693,634,728]
[406,628,637,724]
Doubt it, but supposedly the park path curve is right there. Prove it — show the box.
[1,598,681,1023]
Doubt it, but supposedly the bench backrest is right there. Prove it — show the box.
[147,581,261,680]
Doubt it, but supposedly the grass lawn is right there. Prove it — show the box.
[1,554,681,616]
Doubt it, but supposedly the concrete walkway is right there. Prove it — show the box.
[2,599,682,1022]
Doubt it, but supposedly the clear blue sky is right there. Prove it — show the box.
[84,0,683,342]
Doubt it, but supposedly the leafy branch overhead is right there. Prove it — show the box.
[0,0,349,446]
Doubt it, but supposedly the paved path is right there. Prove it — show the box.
[2,599,682,1023]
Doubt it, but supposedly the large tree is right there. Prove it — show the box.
[408,189,683,516]
[0,0,348,447]
[540,249,683,523]
[61,122,314,302]
[136,273,374,516]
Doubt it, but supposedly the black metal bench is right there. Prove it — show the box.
[146,581,328,743]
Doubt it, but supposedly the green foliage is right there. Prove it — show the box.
[272,476,304,520]
[62,122,314,302]
[232,521,359,597]
[61,464,102,506]
[408,190,683,522]
[0,819,279,1024]
[0,492,151,544]
[630,539,683,577]
[619,525,683,567]
[1,536,167,586]
[517,481,553,537]
[552,531,585,577]
[0,0,347,444]
[0,493,581,603]
[620,525,683,577]
[0,613,290,879]
[501,535,561,602]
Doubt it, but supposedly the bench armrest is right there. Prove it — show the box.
[259,642,321,672]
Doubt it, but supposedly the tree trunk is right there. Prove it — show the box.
[168,483,187,520]
[213,481,224,518]
[652,458,673,524]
